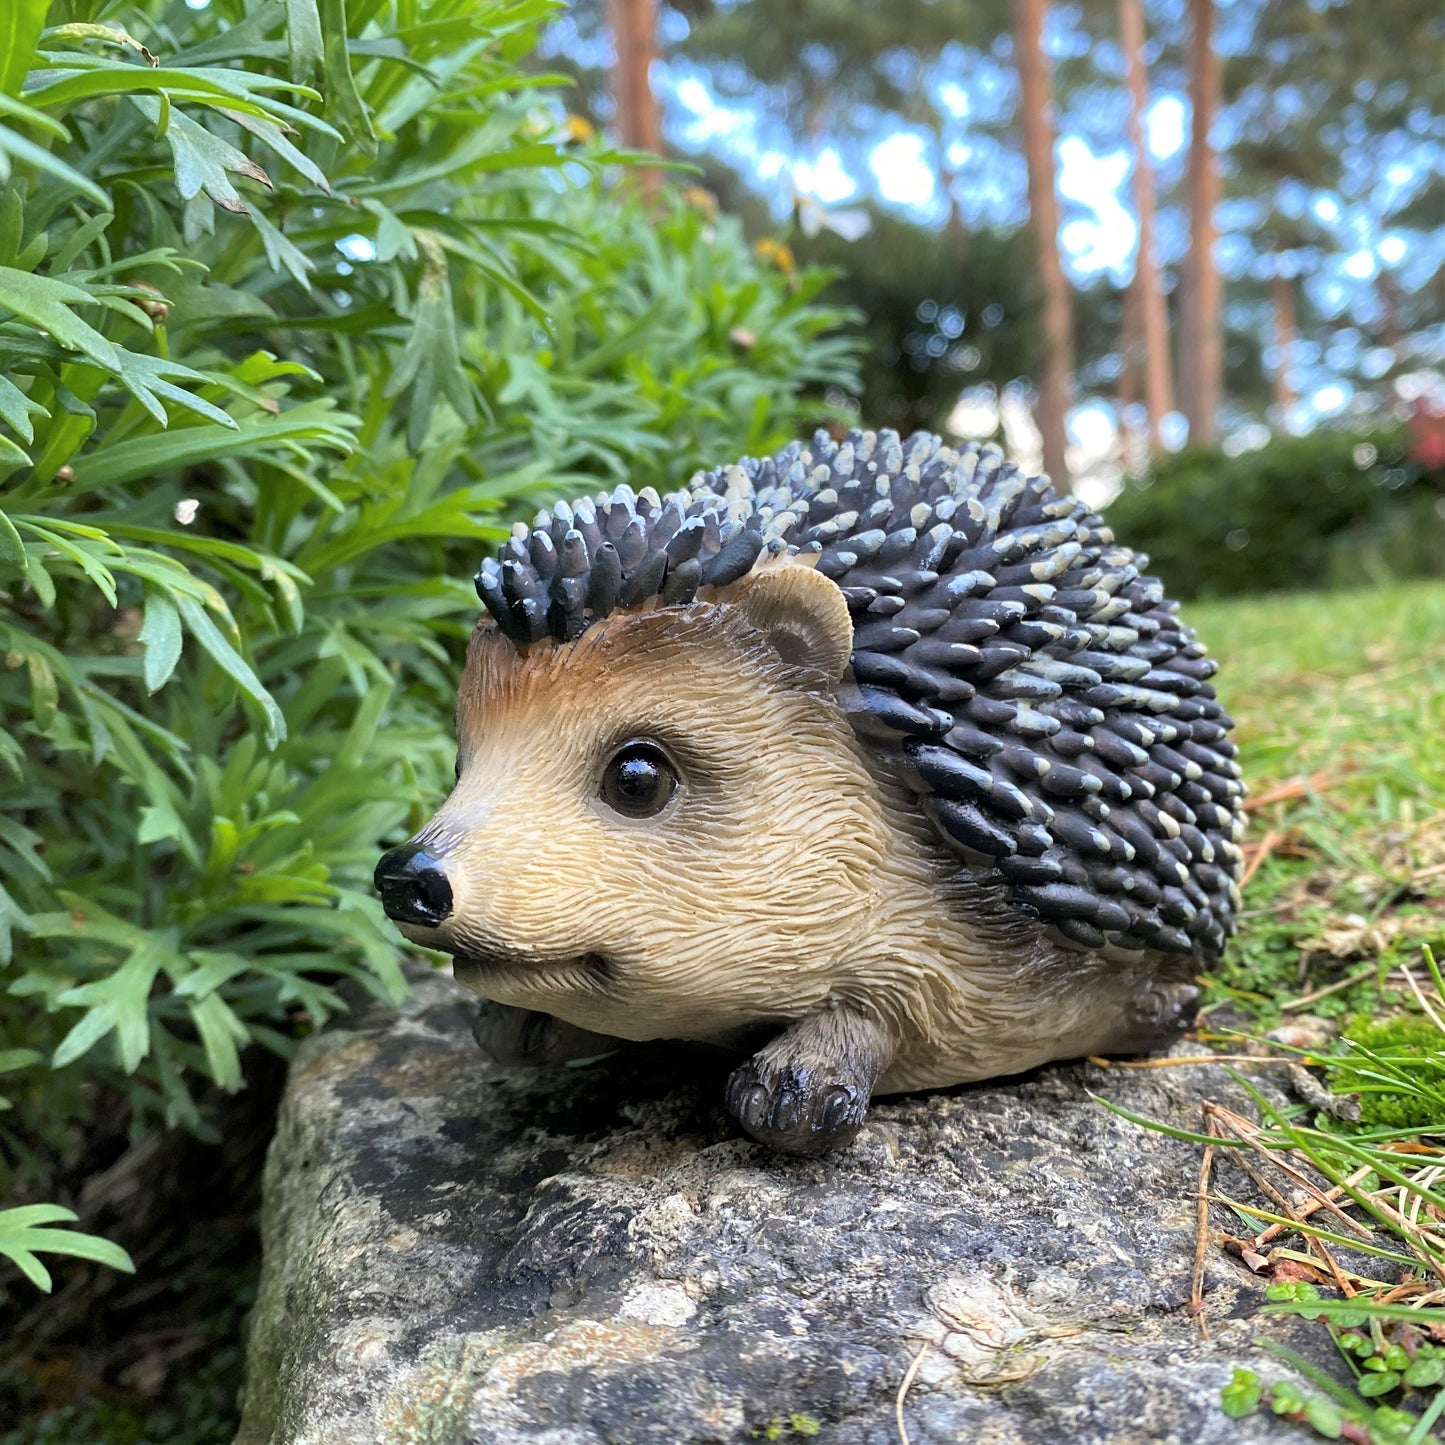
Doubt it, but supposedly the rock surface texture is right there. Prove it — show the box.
[238,972,1311,1445]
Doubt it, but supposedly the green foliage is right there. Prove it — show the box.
[0,1203,133,1292]
[1222,1366,1265,1418]
[1334,1317,1437,1399]
[1222,1338,1445,1445]
[1188,593,1445,1444]
[752,1414,823,1441]
[1105,428,1445,600]
[1153,949,1445,1443]
[0,0,855,1274]
[1226,0,1442,265]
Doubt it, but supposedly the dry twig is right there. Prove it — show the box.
[1244,766,1353,813]
[895,1341,930,1445]
[1240,829,1284,889]
[1251,1167,1374,1247]
[1191,1108,1217,1340]
[1085,1054,1299,1070]
[1360,1187,1445,1285]
[1280,962,1381,1012]
[1229,1149,1356,1297]
[1204,1103,1371,1237]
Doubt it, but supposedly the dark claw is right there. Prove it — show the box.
[772,1085,804,1131]
[1129,980,1200,1044]
[1097,979,1201,1057]
[738,1082,768,1123]
[821,1087,853,1132]
[725,1058,870,1155]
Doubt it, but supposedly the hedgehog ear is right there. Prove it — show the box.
[731,562,853,684]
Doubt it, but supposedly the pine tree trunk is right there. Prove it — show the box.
[1011,0,1074,484]
[1179,0,1222,447]
[608,0,662,179]
[1120,0,1174,452]
[1271,269,1296,419]
[1119,278,1142,413]
[1378,269,1403,353]
[1117,277,1149,476]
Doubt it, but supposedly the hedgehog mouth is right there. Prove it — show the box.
[453,947,613,988]
[390,923,610,979]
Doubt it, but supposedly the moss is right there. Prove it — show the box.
[753,1415,823,1440]
[1327,1013,1445,1128]
[1343,1013,1442,1051]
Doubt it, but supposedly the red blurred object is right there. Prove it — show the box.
[1407,394,1445,471]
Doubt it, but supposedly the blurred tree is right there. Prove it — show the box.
[1012,0,1074,479]
[1120,0,1173,452]
[676,0,1010,143]
[1177,0,1223,446]
[609,0,663,162]
[1222,0,1442,401]
[1271,269,1298,415]
[1117,260,1143,428]
[662,0,1077,468]
[794,207,1042,434]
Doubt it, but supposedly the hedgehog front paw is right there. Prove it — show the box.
[725,1054,873,1154]
[472,1001,554,1064]
[470,1000,617,1067]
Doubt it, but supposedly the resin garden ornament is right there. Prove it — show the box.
[375,429,1245,1154]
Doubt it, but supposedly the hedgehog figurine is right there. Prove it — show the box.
[375,429,1245,1155]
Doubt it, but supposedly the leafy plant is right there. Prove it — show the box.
[0,0,855,1290]
[1222,1351,1443,1445]
[0,1204,133,1293]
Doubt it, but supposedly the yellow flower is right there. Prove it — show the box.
[682,186,719,219]
[753,238,796,274]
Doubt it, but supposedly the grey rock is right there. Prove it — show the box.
[237,972,1318,1445]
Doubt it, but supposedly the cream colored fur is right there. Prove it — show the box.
[398,562,1177,1095]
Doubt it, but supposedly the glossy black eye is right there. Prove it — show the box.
[600,741,678,818]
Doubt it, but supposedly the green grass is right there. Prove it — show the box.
[1131,581,1445,1444]
[1191,581,1445,1026]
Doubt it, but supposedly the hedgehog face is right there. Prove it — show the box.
[380,564,895,1041]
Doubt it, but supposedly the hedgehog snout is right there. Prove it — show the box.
[375,842,454,928]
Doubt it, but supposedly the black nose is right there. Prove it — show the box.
[375,844,453,927]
